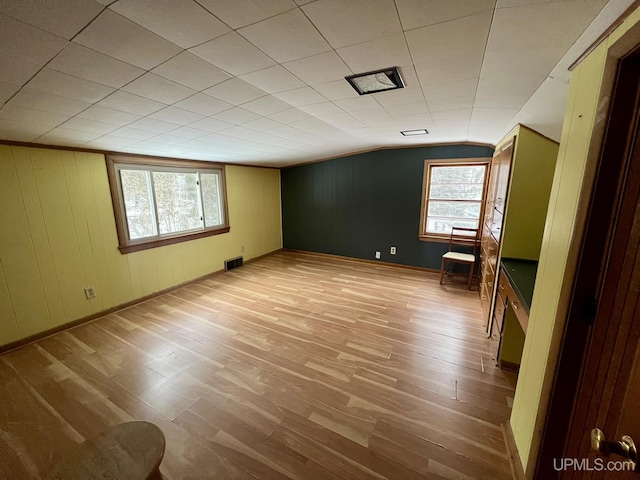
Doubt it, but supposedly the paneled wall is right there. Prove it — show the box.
[0,145,282,347]
[281,145,494,270]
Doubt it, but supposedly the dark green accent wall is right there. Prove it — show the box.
[281,145,495,269]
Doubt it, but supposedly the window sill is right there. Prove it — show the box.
[419,234,480,244]
[418,234,452,243]
[118,226,230,254]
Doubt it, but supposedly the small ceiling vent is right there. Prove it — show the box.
[345,67,404,95]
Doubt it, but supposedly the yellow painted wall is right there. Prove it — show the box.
[501,126,559,260]
[510,6,640,472]
[0,145,282,347]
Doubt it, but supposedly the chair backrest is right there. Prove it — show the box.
[448,227,479,256]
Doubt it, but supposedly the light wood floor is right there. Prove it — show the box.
[0,251,516,480]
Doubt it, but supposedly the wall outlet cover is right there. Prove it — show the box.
[84,286,96,299]
[375,251,381,259]
[390,246,396,254]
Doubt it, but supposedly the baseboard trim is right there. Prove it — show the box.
[500,360,521,373]
[502,422,525,480]
[0,248,282,355]
[282,249,441,274]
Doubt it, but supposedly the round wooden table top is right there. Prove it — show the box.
[48,421,165,480]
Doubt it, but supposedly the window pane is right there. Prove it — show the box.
[120,170,157,240]
[201,173,223,227]
[430,183,484,200]
[426,217,478,235]
[431,165,486,184]
[428,200,481,219]
[152,171,202,235]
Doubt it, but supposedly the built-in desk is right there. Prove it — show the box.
[489,258,538,370]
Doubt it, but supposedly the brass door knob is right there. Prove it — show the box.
[591,428,638,468]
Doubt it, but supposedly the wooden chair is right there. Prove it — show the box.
[439,227,479,290]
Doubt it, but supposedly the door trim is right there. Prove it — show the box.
[534,23,640,480]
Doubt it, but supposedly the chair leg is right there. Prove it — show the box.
[467,263,474,290]
[439,259,446,284]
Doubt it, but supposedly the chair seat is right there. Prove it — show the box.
[442,251,475,263]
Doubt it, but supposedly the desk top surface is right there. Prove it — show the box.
[500,258,538,315]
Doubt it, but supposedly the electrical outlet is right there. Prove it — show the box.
[390,246,396,255]
[84,286,96,299]
[241,245,245,252]
[375,251,381,259]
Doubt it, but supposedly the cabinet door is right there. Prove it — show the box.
[494,139,514,216]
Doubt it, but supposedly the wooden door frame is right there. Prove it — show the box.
[533,23,640,480]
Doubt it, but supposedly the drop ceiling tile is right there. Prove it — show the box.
[240,65,305,94]
[97,91,167,115]
[6,89,91,115]
[213,107,261,125]
[430,109,472,121]
[109,126,158,140]
[406,13,492,85]
[0,119,52,141]
[384,102,429,117]
[175,93,233,116]
[268,108,310,124]
[38,127,102,144]
[203,78,266,105]
[152,52,231,91]
[74,10,182,70]
[161,127,209,139]
[337,33,412,74]
[274,87,327,106]
[0,82,19,104]
[47,43,145,89]
[242,96,291,116]
[302,0,402,48]
[190,32,276,76]
[283,51,352,85]
[238,9,332,63]
[0,13,68,65]
[196,0,296,29]
[26,68,115,103]
[145,134,188,145]
[188,117,235,133]
[299,102,344,116]
[375,87,425,107]
[59,117,119,134]
[88,134,138,147]
[334,96,380,112]
[0,105,69,127]
[312,80,359,101]
[127,117,179,134]
[77,105,142,125]
[243,117,282,131]
[122,73,196,104]
[149,106,206,125]
[0,55,42,86]
[111,0,229,48]
[428,95,475,112]
[0,0,103,39]
[396,0,496,31]
[423,78,478,99]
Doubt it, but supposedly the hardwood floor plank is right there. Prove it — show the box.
[0,251,516,479]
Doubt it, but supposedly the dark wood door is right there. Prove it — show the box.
[535,44,640,479]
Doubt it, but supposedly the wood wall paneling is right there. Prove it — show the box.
[0,146,282,348]
[281,145,495,270]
